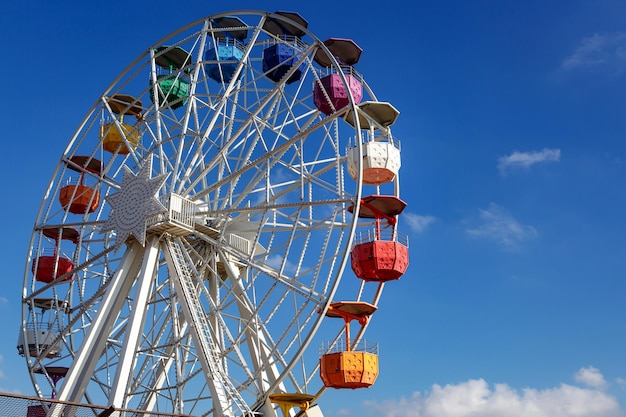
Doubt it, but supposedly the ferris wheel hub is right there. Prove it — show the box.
[101,157,167,247]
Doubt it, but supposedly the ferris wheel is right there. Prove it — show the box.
[18,10,408,417]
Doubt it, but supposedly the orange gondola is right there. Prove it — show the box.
[319,301,379,389]
[58,156,101,214]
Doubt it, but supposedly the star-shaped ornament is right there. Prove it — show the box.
[102,158,168,248]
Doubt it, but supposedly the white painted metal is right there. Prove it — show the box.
[53,241,144,406]
[163,236,244,417]
[110,236,161,408]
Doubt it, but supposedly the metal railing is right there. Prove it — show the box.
[0,391,198,417]
[146,193,196,231]
[319,339,379,356]
[353,228,409,246]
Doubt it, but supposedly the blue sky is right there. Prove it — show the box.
[2,1,626,416]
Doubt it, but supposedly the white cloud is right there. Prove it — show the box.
[562,32,626,72]
[403,212,436,234]
[497,149,560,175]
[576,366,608,389]
[265,254,297,274]
[466,203,537,248]
[361,377,624,417]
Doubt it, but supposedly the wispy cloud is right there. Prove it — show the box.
[466,203,537,249]
[498,148,560,175]
[403,212,436,234]
[360,372,622,417]
[576,366,608,389]
[266,254,297,274]
[562,32,626,73]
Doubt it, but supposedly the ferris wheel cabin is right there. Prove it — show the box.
[319,301,379,389]
[17,298,70,359]
[27,405,47,417]
[345,101,401,185]
[31,226,79,284]
[205,16,248,83]
[58,156,102,215]
[150,45,191,109]
[313,38,363,115]
[100,94,143,154]
[349,195,409,282]
[262,12,308,84]
[25,366,69,416]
